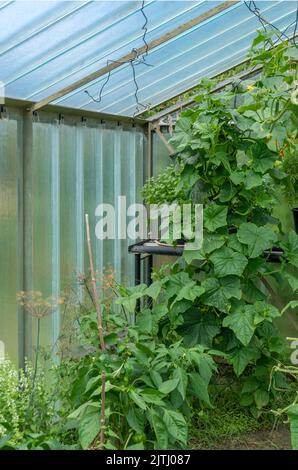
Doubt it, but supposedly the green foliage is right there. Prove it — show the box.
[288,405,298,450]
[0,358,62,447]
[141,164,189,206]
[140,61,251,120]
[139,31,298,414]
[270,359,298,450]
[237,223,277,258]
[223,302,281,347]
[53,303,219,450]
[204,204,228,232]
[190,370,279,449]
[282,153,298,204]
[141,164,193,244]
[2,31,297,451]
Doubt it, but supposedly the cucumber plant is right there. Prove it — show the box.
[141,31,298,416]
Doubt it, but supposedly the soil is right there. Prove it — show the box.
[202,426,291,450]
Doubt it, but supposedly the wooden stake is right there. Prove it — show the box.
[85,213,105,351]
[85,213,106,448]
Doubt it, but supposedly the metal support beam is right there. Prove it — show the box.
[154,123,175,155]
[22,111,34,363]
[28,1,238,113]
[147,121,153,180]
[146,32,298,123]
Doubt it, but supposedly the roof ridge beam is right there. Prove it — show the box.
[28,1,239,113]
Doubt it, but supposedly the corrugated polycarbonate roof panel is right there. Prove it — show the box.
[0,1,297,117]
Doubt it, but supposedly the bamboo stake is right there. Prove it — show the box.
[85,213,105,351]
[85,213,106,448]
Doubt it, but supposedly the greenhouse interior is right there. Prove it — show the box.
[0,0,298,453]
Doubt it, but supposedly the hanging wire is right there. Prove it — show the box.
[228,0,297,90]
[84,0,298,117]
[244,0,298,47]
[244,1,293,42]
[245,1,267,31]
[226,1,298,108]
[293,2,298,47]
[84,0,152,117]
[138,0,149,62]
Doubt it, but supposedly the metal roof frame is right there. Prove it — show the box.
[147,28,298,124]
[101,2,296,116]
[29,1,238,113]
[1,1,297,117]
[4,97,147,126]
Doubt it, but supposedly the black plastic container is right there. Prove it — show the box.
[292,208,298,234]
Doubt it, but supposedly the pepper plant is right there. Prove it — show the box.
[62,298,219,450]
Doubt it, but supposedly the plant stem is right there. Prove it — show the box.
[26,317,41,423]
[100,371,106,446]
[269,100,290,132]
[85,213,106,449]
[33,317,41,389]
[262,268,283,276]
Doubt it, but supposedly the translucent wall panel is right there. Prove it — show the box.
[119,129,144,285]
[152,131,171,176]
[60,125,79,289]
[0,110,145,364]
[0,117,21,363]
[82,125,104,284]
[30,122,57,354]
[26,117,145,357]
[100,128,116,276]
